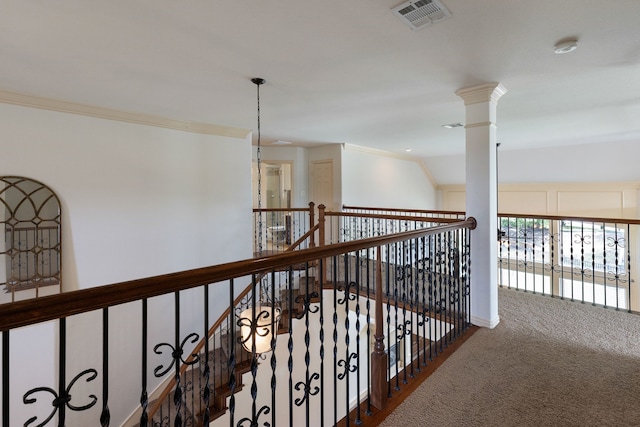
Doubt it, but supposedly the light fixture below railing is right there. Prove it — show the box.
[239,305,282,354]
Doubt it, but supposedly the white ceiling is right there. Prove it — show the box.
[2,0,640,159]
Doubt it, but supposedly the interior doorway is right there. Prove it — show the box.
[252,162,292,209]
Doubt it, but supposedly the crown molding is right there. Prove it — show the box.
[455,82,507,106]
[0,90,250,139]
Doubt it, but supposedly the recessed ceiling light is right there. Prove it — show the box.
[272,140,292,145]
[405,148,412,152]
[442,122,464,129]
[554,38,578,54]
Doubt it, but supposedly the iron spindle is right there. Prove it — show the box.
[140,299,148,427]
[365,247,373,416]
[355,251,362,424]
[202,285,210,426]
[228,279,236,427]
[174,291,184,427]
[59,318,67,426]
[627,223,632,313]
[2,331,9,427]
[332,255,339,426]
[288,267,294,427]
[101,308,110,426]
[319,258,326,426]
[270,270,277,427]
[592,222,597,306]
[385,243,392,398]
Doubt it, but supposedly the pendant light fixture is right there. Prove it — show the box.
[253,77,265,256]
[240,77,281,355]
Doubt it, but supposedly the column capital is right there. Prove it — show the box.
[455,82,507,106]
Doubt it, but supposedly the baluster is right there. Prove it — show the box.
[385,243,392,399]
[627,223,632,313]
[365,247,373,416]
[591,222,597,306]
[401,241,409,385]
[287,267,294,427]
[101,308,110,426]
[139,300,148,426]
[614,223,621,309]
[332,255,338,427]
[228,279,236,426]
[354,252,362,424]
[343,254,351,426]
[202,285,210,426]
[319,258,326,426]
[59,318,67,425]
[173,292,183,427]
[3,331,9,427]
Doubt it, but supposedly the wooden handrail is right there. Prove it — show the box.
[340,205,640,227]
[324,211,462,223]
[498,212,640,225]
[342,205,466,216]
[0,219,475,332]
[252,207,311,213]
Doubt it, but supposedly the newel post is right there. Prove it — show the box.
[318,204,327,285]
[317,204,326,248]
[308,202,316,248]
[370,246,388,409]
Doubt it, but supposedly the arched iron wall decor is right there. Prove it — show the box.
[0,176,61,300]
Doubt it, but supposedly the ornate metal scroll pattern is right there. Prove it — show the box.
[152,333,200,378]
[237,405,271,427]
[294,291,319,320]
[23,368,98,427]
[294,373,320,406]
[337,353,358,380]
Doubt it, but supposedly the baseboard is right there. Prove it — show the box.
[471,315,500,329]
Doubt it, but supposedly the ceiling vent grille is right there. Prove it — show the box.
[391,0,452,30]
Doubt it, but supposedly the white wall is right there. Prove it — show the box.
[342,145,437,209]
[425,139,640,186]
[0,102,253,426]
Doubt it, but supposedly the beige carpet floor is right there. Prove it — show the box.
[379,287,640,427]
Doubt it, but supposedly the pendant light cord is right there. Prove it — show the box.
[252,78,265,255]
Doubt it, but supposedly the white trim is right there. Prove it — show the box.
[0,90,250,138]
[471,315,500,329]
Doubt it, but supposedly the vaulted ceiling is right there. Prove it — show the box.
[2,1,640,160]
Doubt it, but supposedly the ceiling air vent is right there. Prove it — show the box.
[391,0,452,30]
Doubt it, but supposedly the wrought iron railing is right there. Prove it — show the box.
[253,203,315,256]
[336,205,640,313]
[0,218,474,427]
[498,213,640,312]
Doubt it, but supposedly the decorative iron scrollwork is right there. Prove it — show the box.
[294,292,320,319]
[294,372,320,406]
[153,332,200,377]
[337,353,358,380]
[337,282,358,305]
[23,368,98,427]
[237,405,271,427]
[396,320,411,340]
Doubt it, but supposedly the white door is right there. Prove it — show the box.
[311,160,334,210]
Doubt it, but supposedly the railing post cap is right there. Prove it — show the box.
[468,217,477,230]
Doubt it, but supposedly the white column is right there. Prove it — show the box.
[456,82,507,329]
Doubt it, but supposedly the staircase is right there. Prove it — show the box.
[138,271,318,427]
